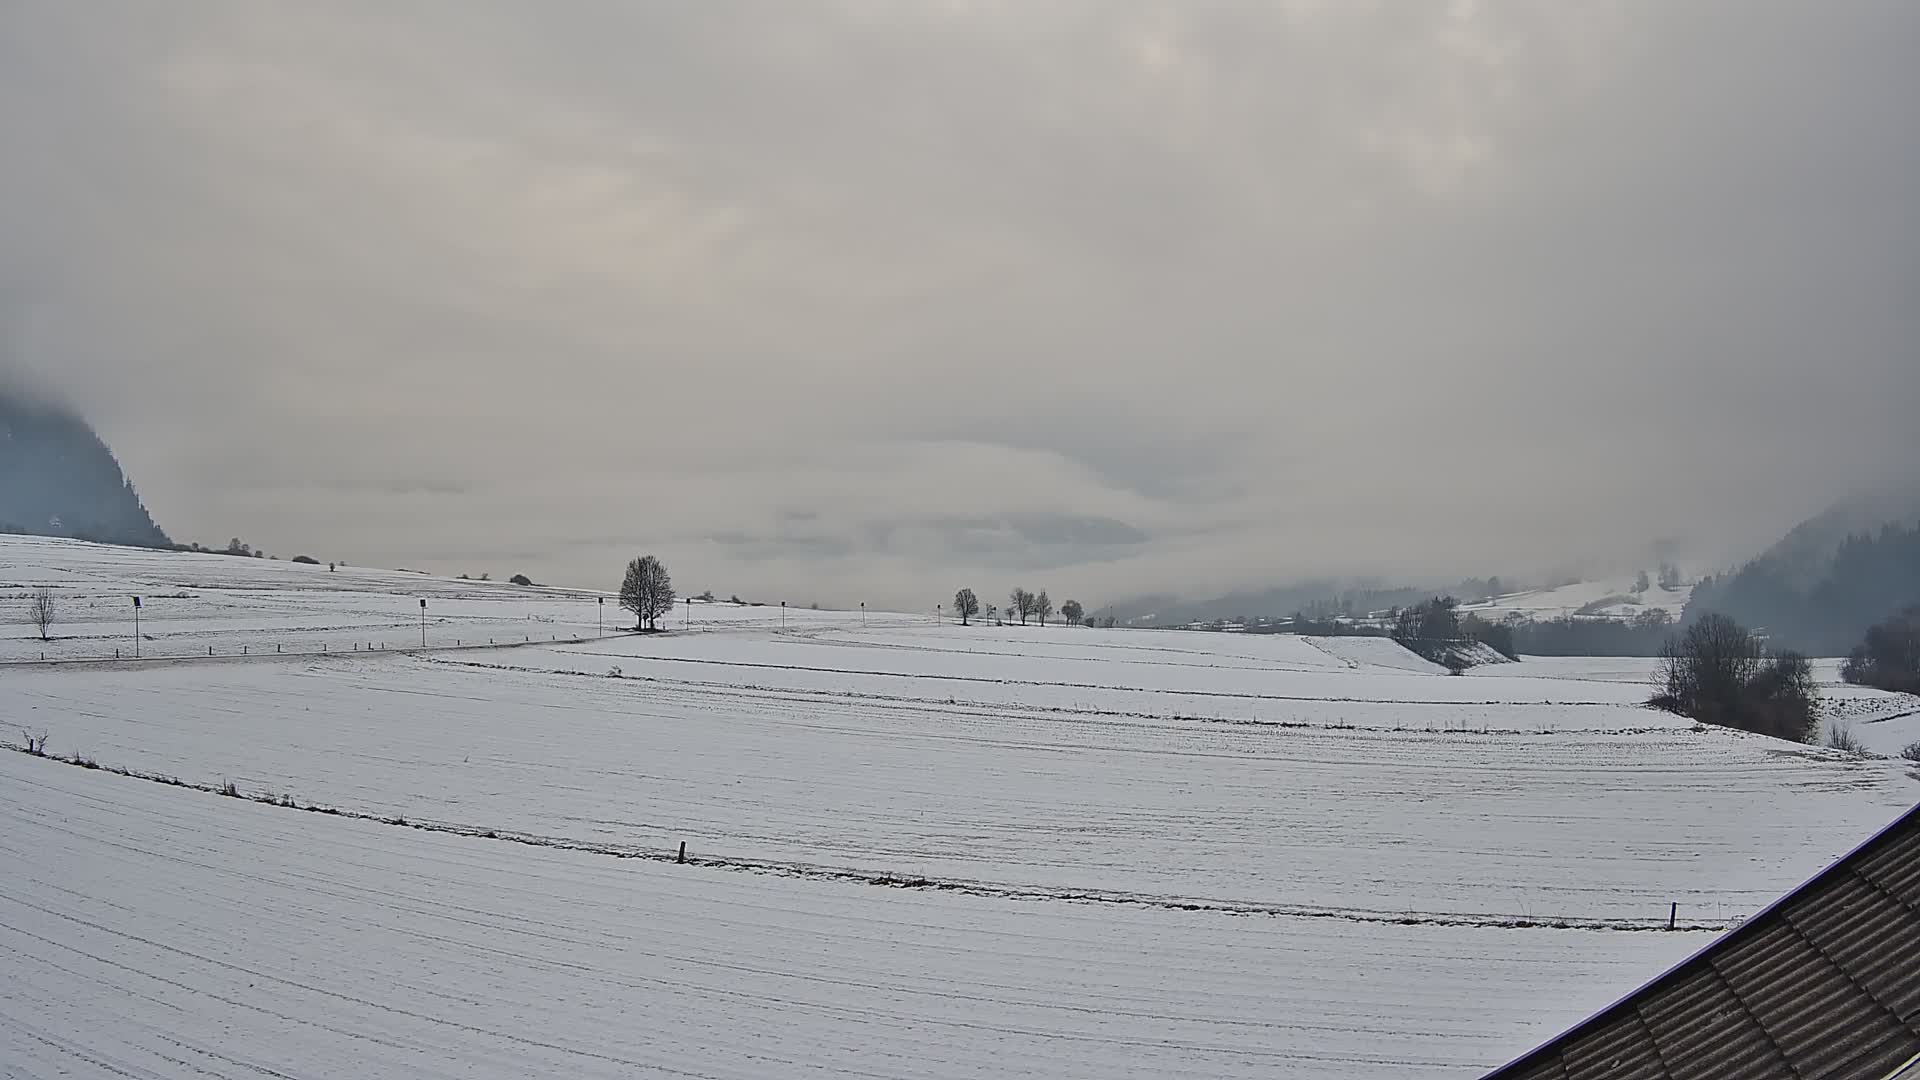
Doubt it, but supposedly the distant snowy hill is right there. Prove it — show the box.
[1740,491,1920,592]
[1461,575,1694,622]
[0,389,170,548]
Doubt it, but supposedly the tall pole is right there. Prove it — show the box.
[419,598,427,648]
[686,596,692,628]
[781,600,787,630]
[132,595,141,658]
[598,596,604,637]
[861,602,866,628]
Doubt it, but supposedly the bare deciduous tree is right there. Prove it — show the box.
[1060,599,1084,626]
[1652,612,1818,742]
[620,555,675,631]
[29,587,55,641]
[953,588,980,626]
[1034,590,1054,627]
[1654,613,1760,721]
[1009,587,1033,625]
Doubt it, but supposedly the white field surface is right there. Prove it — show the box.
[5,538,1918,1076]
[0,534,860,663]
[0,752,1707,1080]
[1815,661,1920,757]
[1487,654,1920,758]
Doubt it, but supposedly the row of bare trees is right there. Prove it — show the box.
[951,587,1085,627]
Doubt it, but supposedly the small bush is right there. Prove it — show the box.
[218,780,239,797]
[1841,606,1920,694]
[291,555,320,565]
[1823,724,1866,755]
[1901,741,1920,763]
[20,729,48,756]
[509,574,535,586]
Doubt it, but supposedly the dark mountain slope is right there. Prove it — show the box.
[1684,495,1920,654]
[0,390,170,549]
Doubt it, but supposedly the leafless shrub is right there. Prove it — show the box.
[1823,723,1866,755]
[29,587,55,640]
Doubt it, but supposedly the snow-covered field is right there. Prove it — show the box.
[4,537,1916,1077]
[0,534,870,663]
[0,752,1703,1080]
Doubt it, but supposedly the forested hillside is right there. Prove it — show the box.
[1685,517,1920,654]
[0,390,170,549]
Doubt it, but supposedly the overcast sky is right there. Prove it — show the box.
[3,2,1915,608]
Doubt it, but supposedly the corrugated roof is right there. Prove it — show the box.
[1485,801,1920,1080]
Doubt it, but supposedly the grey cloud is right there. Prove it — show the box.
[2,2,1915,608]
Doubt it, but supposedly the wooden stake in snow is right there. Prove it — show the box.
[677,841,687,865]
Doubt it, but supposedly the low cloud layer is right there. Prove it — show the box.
[4,2,1915,607]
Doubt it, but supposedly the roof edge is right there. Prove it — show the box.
[1482,798,1920,1078]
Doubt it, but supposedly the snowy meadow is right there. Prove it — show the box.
[4,536,1916,1078]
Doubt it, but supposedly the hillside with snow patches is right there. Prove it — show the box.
[4,536,1917,1077]
[1459,575,1695,621]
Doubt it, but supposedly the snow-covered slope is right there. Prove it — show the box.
[4,537,1916,1077]
[0,534,872,662]
[1462,576,1693,621]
